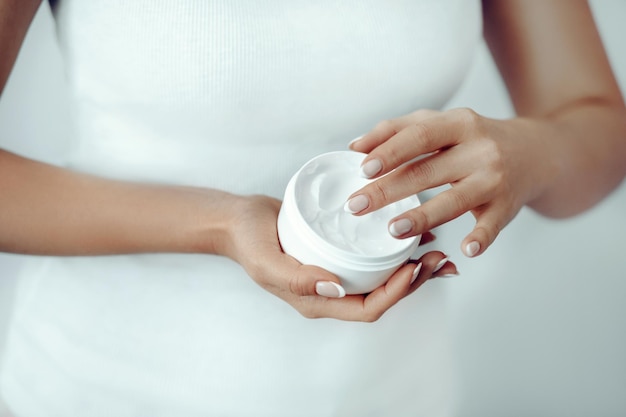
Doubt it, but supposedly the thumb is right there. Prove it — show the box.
[290,264,346,298]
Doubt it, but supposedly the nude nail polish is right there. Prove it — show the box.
[410,263,423,285]
[348,135,363,148]
[465,241,480,257]
[344,195,369,213]
[360,159,382,178]
[432,257,449,274]
[315,281,346,298]
[389,218,413,237]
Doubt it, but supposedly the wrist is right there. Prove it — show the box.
[214,194,283,266]
[185,189,246,258]
[506,116,563,206]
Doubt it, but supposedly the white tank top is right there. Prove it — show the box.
[1,1,481,416]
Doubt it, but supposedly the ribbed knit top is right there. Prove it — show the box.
[1,1,481,416]
[53,0,481,196]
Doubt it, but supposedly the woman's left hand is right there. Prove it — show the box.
[347,108,558,258]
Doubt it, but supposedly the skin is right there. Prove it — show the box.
[348,0,626,259]
[1,0,623,321]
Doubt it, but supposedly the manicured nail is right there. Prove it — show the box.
[465,241,480,257]
[360,159,382,178]
[348,135,363,148]
[440,273,460,278]
[389,218,413,237]
[410,263,423,285]
[344,195,369,213]
[432,257,449,274]
[315,281,346,298]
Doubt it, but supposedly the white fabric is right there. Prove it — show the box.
[1,1,481,416]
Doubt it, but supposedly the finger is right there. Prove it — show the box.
[357,110,471,179]
[345,145,472,215]
[386,179,491,238]
[406,252,459,295]
[461,204,514,258]
[429,256,459,279]
[358,262,419,322]
[349,110,440,154]
[411,251,457,277]
[418,231,436,246]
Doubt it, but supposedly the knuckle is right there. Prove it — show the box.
[477,222,501,244]
[362,311,382,323]
[288,266,308,296]
[455,107,487,137]
[411,207,430,231]
[298,307,319,320]
[448,189,472,214]
[483,138,504,161]
[370,180,391,206]
[407,160,436,185]
[412,108,437,118]
[294,296,322,319]
[384,143,405,167]
[456,107,480,124]
[480,140,507,176]
[288,275,301,295]
[375,119,397,135]
[410,123,436,149]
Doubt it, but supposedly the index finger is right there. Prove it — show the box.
[357,109,474,179]
[350,109,440,154]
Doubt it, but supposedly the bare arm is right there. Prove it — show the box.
[0,150,237,255]
[483,0,626,216]
[0,2,239,258]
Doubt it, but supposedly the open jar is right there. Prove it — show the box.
[277,151,421,294]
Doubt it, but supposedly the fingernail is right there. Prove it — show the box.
[348,135,363,148]
[344,195,369,213]
[315,281,346,298]
[410,263,423,285]
[360,159,382,178]
[432,257,449,274]
[389,218,413,237]
[465,241,480,257]
[439,272,460,279]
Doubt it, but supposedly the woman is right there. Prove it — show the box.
[0,0,624,416]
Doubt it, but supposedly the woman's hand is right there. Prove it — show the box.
[347,108,559,258]
[344,1,626,259]
[222,195,456,322]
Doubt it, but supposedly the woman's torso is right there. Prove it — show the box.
[1,1,481,416]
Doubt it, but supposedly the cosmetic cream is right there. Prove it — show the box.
[277,151,420,294]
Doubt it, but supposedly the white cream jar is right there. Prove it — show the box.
[277,151,421,294]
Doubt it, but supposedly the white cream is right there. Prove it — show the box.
[294,152,418,256]
[278,151,421,294]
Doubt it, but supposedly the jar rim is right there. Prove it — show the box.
[285,151,421,266]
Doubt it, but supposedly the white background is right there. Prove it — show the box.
[1,2,625,416]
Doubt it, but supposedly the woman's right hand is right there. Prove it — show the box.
[221,195,456,322]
